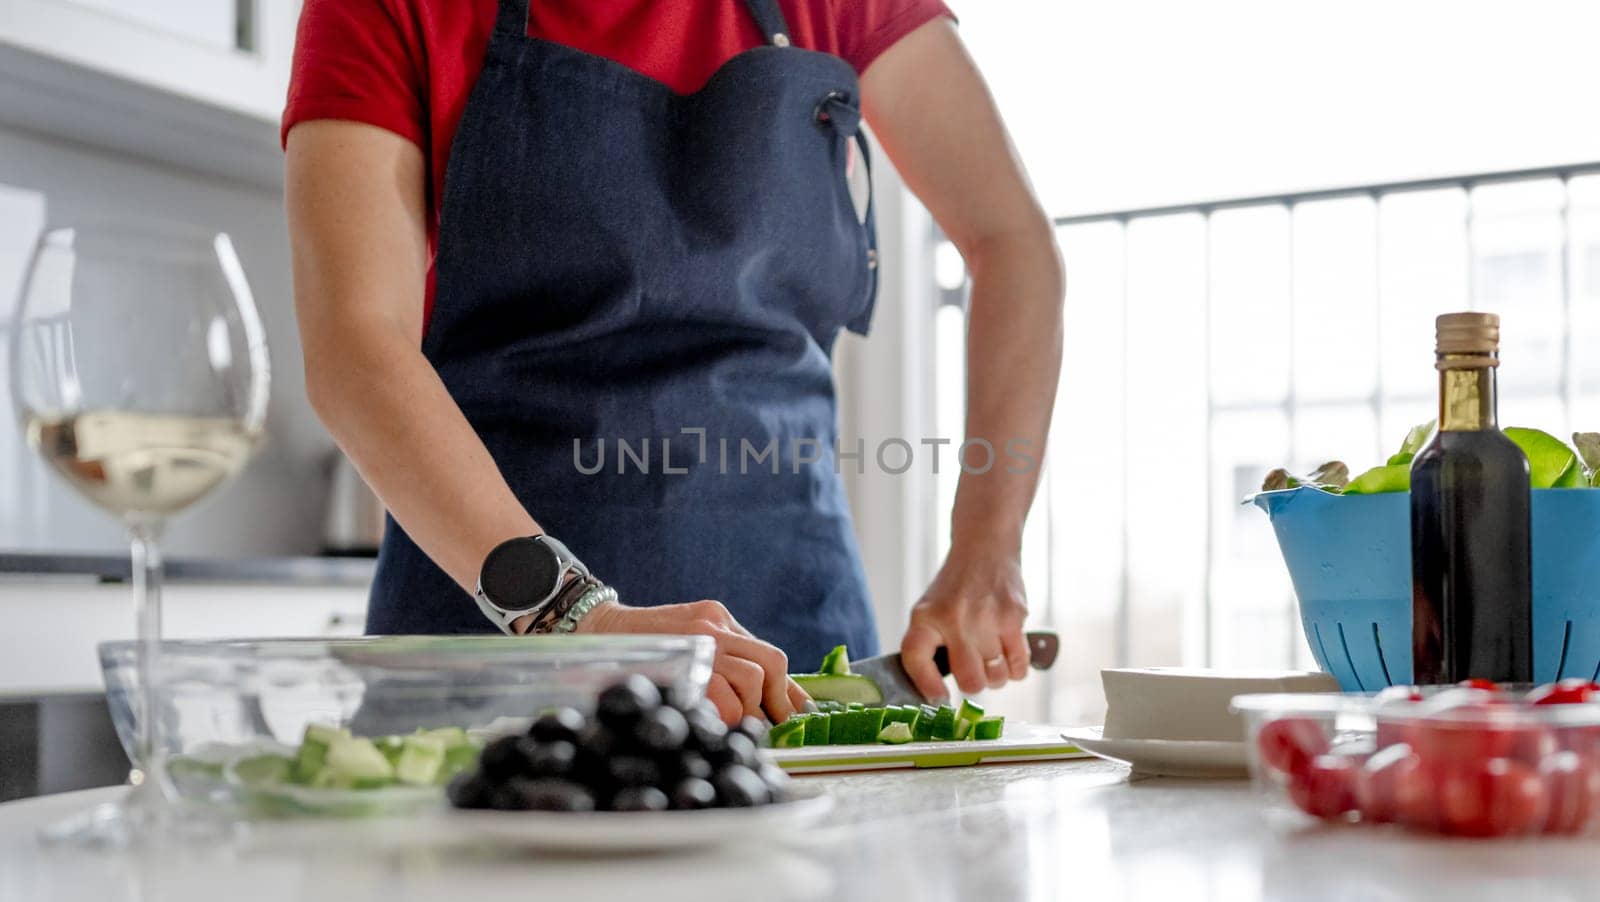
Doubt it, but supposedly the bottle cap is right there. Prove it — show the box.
[1436,312,1499,356]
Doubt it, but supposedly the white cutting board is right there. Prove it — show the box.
[770,722,1090,774]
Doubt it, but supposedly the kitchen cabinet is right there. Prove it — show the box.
[0,577,367,696]
[0,0,298,122]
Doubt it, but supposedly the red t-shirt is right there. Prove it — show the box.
[283,0,952,324]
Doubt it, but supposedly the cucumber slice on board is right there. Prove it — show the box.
[395,735,447,786]
[973,716,1005,740]
[803,713,832,746]
[768,717,808,749]
[955,700,985,740]
[882,706,918,726]
[912,705,937,742]
[817,644,851,675]
[878,722,914,744]
[792,673,883,706]
[930,706,959,741]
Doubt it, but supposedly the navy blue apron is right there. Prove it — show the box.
[366,0,882,666]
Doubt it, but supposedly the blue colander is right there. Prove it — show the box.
[1251,487,1600,691]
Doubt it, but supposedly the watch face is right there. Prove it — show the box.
[481,537,561,611]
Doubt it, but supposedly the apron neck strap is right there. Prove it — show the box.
[494,0,528,38]
[741,0,793,47]
[496,0,791,48]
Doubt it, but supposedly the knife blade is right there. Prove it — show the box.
[847,630,1060,706]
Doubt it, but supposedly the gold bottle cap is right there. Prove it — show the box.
[1436,312,1500,356]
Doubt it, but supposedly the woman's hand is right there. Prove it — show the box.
[901,541,1031,701]
[578,600,809,726]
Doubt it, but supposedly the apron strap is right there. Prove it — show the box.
[494,0,529,38]
[817,93,880,333]
[742,0,794,47]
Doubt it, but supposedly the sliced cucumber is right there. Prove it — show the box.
[768,717,808,749]
[955,699,985,741]
[817,644,851,675]
[802,712,831,745]
[912,705,938,742]
[878,721,914,744]
[930,705,959,741]
[791,673,883,706]
[395,735,446,786]
[973,716,1005,740]
[882,706,918,726]
[323,736,396,788]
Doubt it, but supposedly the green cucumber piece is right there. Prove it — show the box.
[878,721,914,744]
[325,736,396,787]
[912,705,938,742]
[956,700,986,740]
[291,723,350,784]
[818,644,851,675]
[973,716,1005,740]
[827,710,853,744]
[768,717,808,749]
[882,706,918,726]
[791,673,883,706]
[420,726,470,748]
[930,705,959,741]
[395,735,446,786]
[441,744,480,783]
[231,754,292,787]
[375,736,406,768]
[802,713,832,745]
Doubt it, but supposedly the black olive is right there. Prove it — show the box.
[674,751,713,781]
[756,763,792,802]
[527,740,577,778]
[712,764,771,808]
[528,707,586,744]
[508,777,596,812]
[734,716,770,746]
[478,735,535,782]
[609,785,670,812]
[597,675,661,730]
[634,705,690,753]
[446,771,493,809]
[704,731,759,769]
[606,755,661,788]
[669,777,718,811]
[684,705,728,748]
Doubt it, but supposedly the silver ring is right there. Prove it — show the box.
[984,656,1006,670]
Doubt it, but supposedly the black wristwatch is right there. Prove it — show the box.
[474,535,589,634]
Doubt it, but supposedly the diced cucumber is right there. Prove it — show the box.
[882,706,918,726]
[973,716,1005,740]
[231,754,292,787]
[956,700,985,740]
[803,712,831,745]
[846,702,866,710]
[324,736,396,787]
[292,723,350,784]
[818,644,851,675]
[304,723,349,746]
[375,736,406,768]
[930,705,959,741]
[791,673,883,706]
[912,705,938,742]
[856,707,886,744]
[395,735,446,786]
[954,719,972,740]
[768,717,808,749]
[421,726,470,748]
[878,721,914,744]
[441,743,480,783]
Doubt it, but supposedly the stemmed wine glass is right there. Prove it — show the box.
[8,220,270,845]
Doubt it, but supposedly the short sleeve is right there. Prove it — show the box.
[281,0,428,148]
[831,0,955,74]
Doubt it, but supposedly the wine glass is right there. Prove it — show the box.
[7,220,270,845]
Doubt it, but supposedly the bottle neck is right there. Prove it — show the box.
[1437,355,1498,431]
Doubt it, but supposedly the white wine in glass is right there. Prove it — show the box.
[8,221,269,846]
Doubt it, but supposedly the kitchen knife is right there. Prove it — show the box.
[848,630,1060,706]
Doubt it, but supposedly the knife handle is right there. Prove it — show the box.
[930,630,1059,676]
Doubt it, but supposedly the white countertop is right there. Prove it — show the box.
[4,760,1600,902]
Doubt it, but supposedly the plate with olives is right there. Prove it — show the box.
[441,675,834,851]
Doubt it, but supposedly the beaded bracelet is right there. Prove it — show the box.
[554,583,617,634]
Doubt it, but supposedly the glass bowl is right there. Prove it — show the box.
[1233,685,1600,837]
[99,635,714,818]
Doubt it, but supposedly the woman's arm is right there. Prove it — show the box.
[286,120,804,723]
[861,20,1066,699]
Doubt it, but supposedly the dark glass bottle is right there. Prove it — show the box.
[1410,312,1533,684]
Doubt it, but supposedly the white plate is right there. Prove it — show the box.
[420,784,834,853]
[1060,726,1248,778]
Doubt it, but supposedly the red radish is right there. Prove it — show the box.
[1257,718,1330,778]
[1458,678,1502,693]
[1288,755,1359,820]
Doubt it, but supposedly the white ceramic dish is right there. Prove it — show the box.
[427,784,834,853]
[1060,726,1247,778]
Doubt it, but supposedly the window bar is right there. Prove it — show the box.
[1283,201,1299,666]
[1371,190,1386,467]
[1200,209,1215,667]
[1559,175,1575,429]
[1115,216,1132,670]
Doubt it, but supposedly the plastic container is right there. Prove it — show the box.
[1233,686,1600,837]
[99,635,714,817]
[1250,487,1600,691]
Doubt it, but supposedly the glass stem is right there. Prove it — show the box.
[129,520,165,787]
